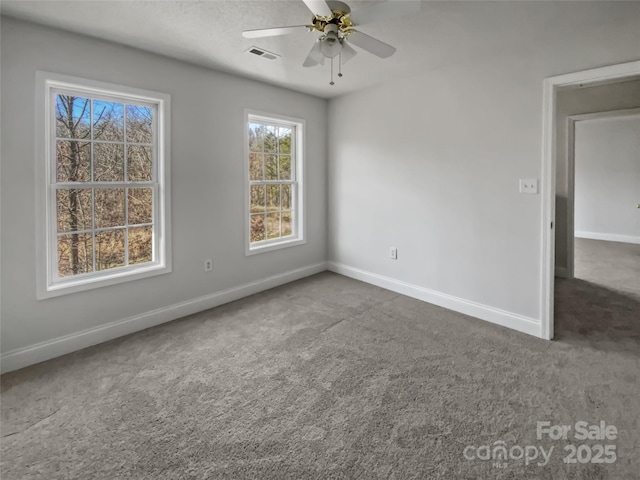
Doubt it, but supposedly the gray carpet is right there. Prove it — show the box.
[2,272,639,479]
[574,237,640,299]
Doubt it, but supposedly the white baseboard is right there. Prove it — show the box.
[1,262,327,374]
[575,231,640,245]
[328,262,541,338]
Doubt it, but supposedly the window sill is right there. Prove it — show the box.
[37,262,171,300]
[246,237,306,256]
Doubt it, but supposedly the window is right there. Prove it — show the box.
[245,112,305,254]
[36,73,171,298]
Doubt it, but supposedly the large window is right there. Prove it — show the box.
[246,112,305,254]
[36,73,171,298]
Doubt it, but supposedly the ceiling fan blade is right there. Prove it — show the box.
[351,1,421,26]
[242,25,308,39]
[302,0,333,18]
[347,30,396,58]
[341,41,358,64]
[303,41,325,67]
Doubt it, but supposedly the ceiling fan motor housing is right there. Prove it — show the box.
[311,0,353,35]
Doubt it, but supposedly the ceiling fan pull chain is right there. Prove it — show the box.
[330,57,335,85]
[338,52,343,78]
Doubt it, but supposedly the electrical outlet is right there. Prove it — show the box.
[390,247,398,260]
[519,178,538,194]
[204,259,213,272]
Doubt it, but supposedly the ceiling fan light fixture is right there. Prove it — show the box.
[319,31,341,58]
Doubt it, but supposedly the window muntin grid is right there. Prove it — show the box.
[248,118,298,245]
[51,90,157,280]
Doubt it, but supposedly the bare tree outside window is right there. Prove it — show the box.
[55,94,154,277]
[248,120,295,244]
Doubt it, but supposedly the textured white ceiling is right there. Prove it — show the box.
[1,1,634,99]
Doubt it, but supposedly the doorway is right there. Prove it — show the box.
[540,61,640,340]
[568,109,640,297]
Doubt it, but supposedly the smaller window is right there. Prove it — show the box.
[245,111,305,255]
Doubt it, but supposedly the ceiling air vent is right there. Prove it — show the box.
[246,46,280,61]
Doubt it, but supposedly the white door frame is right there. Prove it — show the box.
[540,60,640,340]
[566,108,640,279]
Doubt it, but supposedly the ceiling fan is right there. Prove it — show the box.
[242,0,420,85]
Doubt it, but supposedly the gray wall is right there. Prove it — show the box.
[328,1,640,324]
[2,0,640,361]
[555,80,640,271]
[574,116,640,242]
[0,17,327,355]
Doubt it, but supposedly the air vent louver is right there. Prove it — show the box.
[246,46,280,60]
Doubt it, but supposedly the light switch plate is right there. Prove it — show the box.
[519,179,538,194]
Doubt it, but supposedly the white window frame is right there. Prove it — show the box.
[244,110,306,255]
[35,72,172,299]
